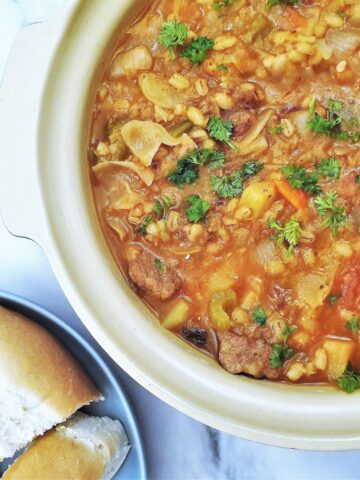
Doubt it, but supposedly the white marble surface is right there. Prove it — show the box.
[1,2,360,479]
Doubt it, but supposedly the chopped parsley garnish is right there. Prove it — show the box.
[210,171,243,199]
[281,165,322,196]
[185,194,210,223]
[266,0,301,9]
[345,317,359,335]
[270,344,294,368]
[210,161,263,199]
[337,365,360,393]
[213,0,234,11]
[268,124,284,135]
[168,148,226,187]
[315,157,341,180]
[135,216,153,235]
[328,293,340,306]
[281,323,296,341]
[180,36,214,66]
[207,116,236,150]
[328,98,344,113]
[268,217,302,255]
[355,174,360,184]
[168,157,199,187]
[315,191,348,236]
[152,200,164,217]
[154,258,167,273]
[159,20,188,60]
[216,63,228,71]
[252,306,267,326]
[196,148,226,170]
[241,161,264,179]
[308,98,360,142]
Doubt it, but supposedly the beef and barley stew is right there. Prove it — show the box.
[90,0,360,390]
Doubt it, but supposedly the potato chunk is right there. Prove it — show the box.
[238,181,277,219]
[323,339,354,379]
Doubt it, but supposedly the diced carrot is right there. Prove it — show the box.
[285,6,307,27]
[275,180,308,210]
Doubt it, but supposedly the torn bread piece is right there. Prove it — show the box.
[3,413,131,480]
[0,306,101,461]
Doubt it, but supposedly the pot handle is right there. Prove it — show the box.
[0,1,78,245]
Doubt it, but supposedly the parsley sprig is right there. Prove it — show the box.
[345,317,359,335]
[185,195,210,223]
[168,148,225,187]
[281,323,296,341]
[337,365,360,393]
[315,191,348,236]
[180,36,214,66]
[252,306,267,326]
[210,161,263,199]
[281,165,322,196]
[268,217,302,255]
[135,216,153,235]
[159,20,188,60]
[207,116,236,150]
[308,98,360,143]
[270,344,294,368]
[315,157,341,180]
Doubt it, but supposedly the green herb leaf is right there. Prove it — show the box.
[213,0,234,11]
[337,365,360,393]
[270,344,294,368]
[185,194,210,223]
[252,306,267,326]
[210,171,244,199]
[207,116,236,150]
[308,112,342,136]
[328,98,344,113]
[281,323,296,341]
[216,63,228,71]
[315,157,341,180]
[152,200,164,217]
[159,20,188,60]
[268,124,284,135]
[281,165,322,196]
[268,217,302,255]
[154,258,168,273]
[168,157,199,187]
[315,191,348,236]
[266,0,301,9]
[195,148,226,170]
[346,317,359,335]
[328,293,340,306]
[180,36,214,66]
[241,161,264,179]
[355,174,360,184]
[135,216,153,235]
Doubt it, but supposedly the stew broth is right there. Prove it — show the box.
[89,0,360,389]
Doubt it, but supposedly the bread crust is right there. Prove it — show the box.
[0,305,101,417]
[2,428,105,480]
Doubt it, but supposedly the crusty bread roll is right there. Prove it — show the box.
[0,305,101,461]
[3,413,131,480]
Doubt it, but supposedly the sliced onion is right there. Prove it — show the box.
[325,29,360,59]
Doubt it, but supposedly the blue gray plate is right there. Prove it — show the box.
[0,291,147,480]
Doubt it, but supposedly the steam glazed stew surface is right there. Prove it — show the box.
[90,0,360,390]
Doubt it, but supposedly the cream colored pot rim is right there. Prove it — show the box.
[1,0,360,450]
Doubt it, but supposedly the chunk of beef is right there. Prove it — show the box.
[218,324,280,380]
[221,84,263,139]
[223,109,254,138]
[128,249,181,300]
